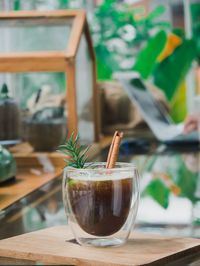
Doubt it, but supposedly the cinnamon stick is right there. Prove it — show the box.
[106,131,118,168]
[106,131,123,169]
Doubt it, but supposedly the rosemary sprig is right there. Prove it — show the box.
[57,132,95,169]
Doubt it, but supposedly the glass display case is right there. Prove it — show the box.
[0,10,100,151]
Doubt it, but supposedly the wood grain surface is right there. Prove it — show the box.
[0,168,62,211]
[0,9,82,18]
[0,226,199,266]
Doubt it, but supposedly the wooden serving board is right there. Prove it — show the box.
[0,168,62,211]
[0,226,199,265]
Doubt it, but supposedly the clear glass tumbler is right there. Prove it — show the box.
[63,162,140,247]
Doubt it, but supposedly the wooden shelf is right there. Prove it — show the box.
[9,138,109,169]
[0,167,62,211]
[0,137,110,211]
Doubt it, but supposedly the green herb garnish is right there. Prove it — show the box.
[57,132,95,169]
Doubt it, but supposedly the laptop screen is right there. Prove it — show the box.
[115,73,175,141]
[115,72,198,143]
[128,77,171,125]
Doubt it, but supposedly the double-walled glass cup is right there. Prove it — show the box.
[63,162,140,247]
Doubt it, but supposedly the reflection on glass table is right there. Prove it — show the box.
[0,178,65,240]
[117,144,200,238]
[0,143,200,241]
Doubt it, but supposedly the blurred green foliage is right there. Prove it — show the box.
[14,0,20,10]
[133,30,167,79]
[191,3,200,65]
[90,0,170,80]
[170,83,187,123]
[154,39,197,101]
[132,13,200,124]
[143,178,170,209]
[14,0,69,10]
[133,30,197,102]
[12,1,200,122]
[167,156,198,204]
[91,1,200,123]
[143,154,199,209]
[90,1,197,123]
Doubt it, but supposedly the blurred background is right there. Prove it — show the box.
[1,0,200,244]
[0,0,200,124]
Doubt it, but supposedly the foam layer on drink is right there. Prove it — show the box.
[68,171,134,181]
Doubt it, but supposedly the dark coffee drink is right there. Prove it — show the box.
[68,177,133,236]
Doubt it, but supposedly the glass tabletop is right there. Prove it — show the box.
[0,141,200,242]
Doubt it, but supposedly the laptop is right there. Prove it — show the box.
[114,71,199,145]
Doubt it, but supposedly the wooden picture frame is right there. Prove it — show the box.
[0,10,101,142]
